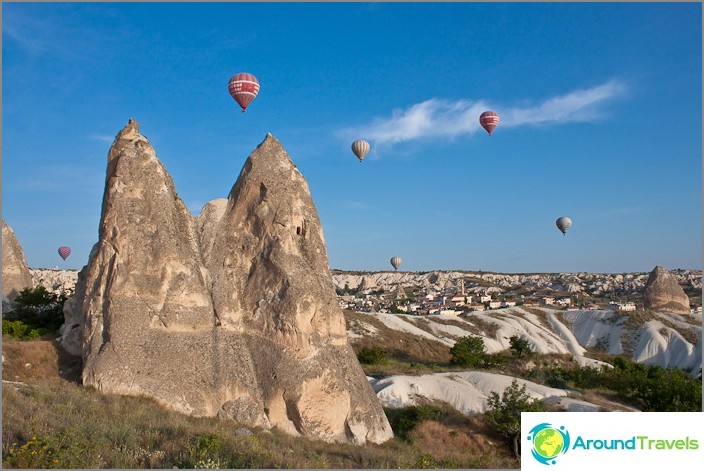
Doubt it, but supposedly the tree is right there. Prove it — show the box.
[484,379,546,458]
[509,335,533,358]
[449,335,486,367]
[2,286,67,340]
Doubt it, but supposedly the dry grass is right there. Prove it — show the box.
[344,310,453,366]
[2,337,519,469]
[2,336,82,384]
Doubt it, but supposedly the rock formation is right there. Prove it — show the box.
[64,120,393,444]
[393,283,407,299]
[643,266,690,314]
[2,219,33,302]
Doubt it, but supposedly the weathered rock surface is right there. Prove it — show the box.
[2,219,33,302]
[73,119,266,424]
[65,120,392,444]
[643,266,691,314]
[206,134,393,444]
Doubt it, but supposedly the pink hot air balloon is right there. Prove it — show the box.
[479,111,500,135]
[228,72,260,112]
[58,246,71,261]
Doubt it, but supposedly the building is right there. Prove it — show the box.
[606,302,636,311]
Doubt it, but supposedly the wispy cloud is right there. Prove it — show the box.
[342,200,366,209]
[85,134,115,143]
[6,165,104,193]
[338,80,627,146]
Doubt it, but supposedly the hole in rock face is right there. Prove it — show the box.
[296,227,301,235]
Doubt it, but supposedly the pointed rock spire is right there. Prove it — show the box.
[2,219,33,302]
[65,123,392,444]
[643,266,690,314]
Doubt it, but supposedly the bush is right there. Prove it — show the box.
[2,319,43,340]
[509,335,533,358]
[2,286,67,340]
[484,379,546,458]
[357,347,389,365]
[385,405,444,441]
[449,336,485,367]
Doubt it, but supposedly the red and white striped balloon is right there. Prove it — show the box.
[58,246,71,261]
[228,72,260,112]
[479,111,500,135]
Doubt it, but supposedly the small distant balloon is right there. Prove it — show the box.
[228,72,260,112]
[390,256,402,270]
[479,111,500,135]
[556,217,572,236]
[58,246,71,260]
[351,140,370,162]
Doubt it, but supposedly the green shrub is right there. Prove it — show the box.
[357,347,389,365]
[2,286,67,340]
[484,379,547,458]
[2,319,43,340]
[385,405,444,441]
[509,335,533,358]
[449,336,485,367]
[177,432,226,469]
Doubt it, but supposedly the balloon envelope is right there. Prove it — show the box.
[390,256,402,270]
[479,111,500,135]
[58,246,71,260]
[556,217,572,235]
[228,72,260,112]
[351,140,370,162]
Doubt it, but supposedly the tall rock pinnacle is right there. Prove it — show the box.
[73,119,267,425]
[2,219,34,302]
[206,134,393,444]
[64,122,393,444]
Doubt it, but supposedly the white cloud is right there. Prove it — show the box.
[85,134,115,143]
[339,80,627,147]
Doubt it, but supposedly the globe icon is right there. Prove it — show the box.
[533,428,564,459]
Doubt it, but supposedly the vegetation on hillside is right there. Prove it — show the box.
[1,339,518,469]
[2,287,67,340]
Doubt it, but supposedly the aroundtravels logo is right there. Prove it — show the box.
[526,423,571,465]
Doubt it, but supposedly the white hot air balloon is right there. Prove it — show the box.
[390,256,402,270]
[351,140,370,162]
[556,217,572,236]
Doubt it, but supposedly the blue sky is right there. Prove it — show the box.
[2,2,702,274]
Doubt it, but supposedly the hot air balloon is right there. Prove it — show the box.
[479,111,500,135]
[351,140,370,162]
[390,256,402,271]
[228,72,260,112]
[58,246,71,260]
[556,217,572,236]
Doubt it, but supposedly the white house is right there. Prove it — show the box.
[607,302,636,311]
[438,309,462,316]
